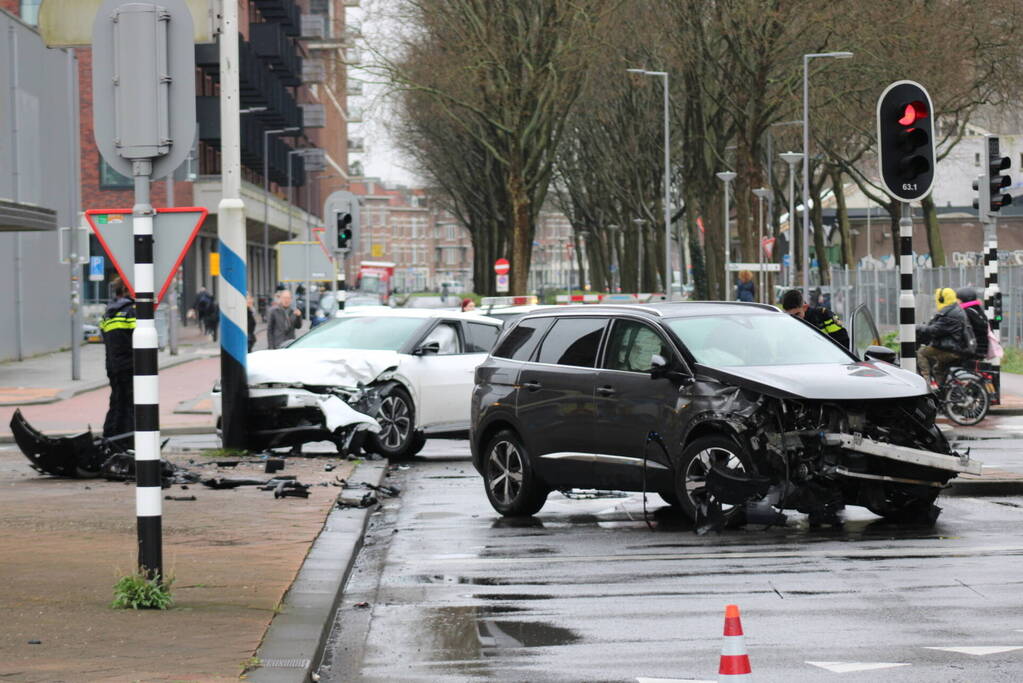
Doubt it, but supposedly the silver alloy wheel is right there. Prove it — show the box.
[487,440,524,505]
[377,395,411,449]
[684,445,746,512]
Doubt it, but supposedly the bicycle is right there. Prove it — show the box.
[936,363,991,426]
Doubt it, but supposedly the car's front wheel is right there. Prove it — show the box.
[482,430,547,517]
[367,384,416,459]
[675,434,754,527]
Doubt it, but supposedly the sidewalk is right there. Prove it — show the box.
[0,322,218,407]
[0,446,365,681]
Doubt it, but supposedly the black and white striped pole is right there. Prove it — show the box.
[132,160,163,577]
[898,202,916,373]
[92,0,196,580]
[877,81,936,374]
[978,134,1011,403]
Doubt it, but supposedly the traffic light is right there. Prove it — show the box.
[973,136,1013,221]
[336,212,353,250]
[993,291,1003,325]
[877,81,936,202]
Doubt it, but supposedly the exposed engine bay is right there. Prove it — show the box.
[682,383,980,530]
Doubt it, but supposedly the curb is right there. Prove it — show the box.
[0,350,218,407]
[246,460,388,683]
[945,477,1023,497]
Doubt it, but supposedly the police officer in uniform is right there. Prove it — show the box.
[101,279,136,440]
[781,289,850,349]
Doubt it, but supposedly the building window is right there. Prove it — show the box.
[446,224,456,241]
[975,152,981,167]
[99,158,133,189]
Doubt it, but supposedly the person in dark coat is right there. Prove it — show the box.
[956,287,989,359]
[266,289,303,350]
[100,279,136,439]
[736,270,755,302]
[246,294,258,352]
[916,288,974,385]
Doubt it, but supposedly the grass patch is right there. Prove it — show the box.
[882,331,899,352]
[1002,346,1023,374]
[112,570,174,610]
[199,447,249,458]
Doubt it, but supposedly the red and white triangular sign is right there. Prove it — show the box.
[85,207,207,304]
[311,227,335,262]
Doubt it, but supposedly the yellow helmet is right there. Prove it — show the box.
[935,287,957,309]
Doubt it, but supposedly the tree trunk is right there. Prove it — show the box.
[507,171,532,295]
[922,195,945,266]
[830,167,854,268]
[687,213,708,300]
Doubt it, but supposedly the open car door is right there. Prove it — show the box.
[849,304,883,360]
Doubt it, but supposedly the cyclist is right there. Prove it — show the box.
[916,288,975,388]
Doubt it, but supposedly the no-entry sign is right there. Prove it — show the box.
[494,258,510,275]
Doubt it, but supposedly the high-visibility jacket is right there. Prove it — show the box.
[804,306,849,349]
[101,297,136,375]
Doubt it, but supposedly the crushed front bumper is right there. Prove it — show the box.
[823,432,982,475]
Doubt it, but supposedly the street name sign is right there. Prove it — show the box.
[727,262,781,272]
[84,207,207,303]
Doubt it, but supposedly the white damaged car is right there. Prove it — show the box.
[214,309,502,458]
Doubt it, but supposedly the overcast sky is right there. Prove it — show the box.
[348,0,420,186]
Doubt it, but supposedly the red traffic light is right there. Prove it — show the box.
[897,101,928,126]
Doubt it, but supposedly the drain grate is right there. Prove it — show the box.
[261,658,311,669]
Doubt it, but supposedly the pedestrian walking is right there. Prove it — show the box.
[267,289,303,350]
[736,270,755,302]
[100,279,136,441]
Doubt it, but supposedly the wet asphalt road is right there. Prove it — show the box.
[318,435,1023,683]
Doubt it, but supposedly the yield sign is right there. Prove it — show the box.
[85,207,207,304]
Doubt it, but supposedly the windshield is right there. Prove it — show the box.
[667,313,852,367]
[288,316,424,351]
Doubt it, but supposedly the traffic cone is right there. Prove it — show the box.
[718,604,752,681]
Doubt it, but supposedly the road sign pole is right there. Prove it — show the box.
[217,0,249,450]
[130,159,163,579]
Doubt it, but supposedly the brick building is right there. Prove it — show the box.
[7,0,357,316]
[348,179,475,293]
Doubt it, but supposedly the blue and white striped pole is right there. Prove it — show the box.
[218,0,249,448]
[132,160,162,578]
[898,201,916,374]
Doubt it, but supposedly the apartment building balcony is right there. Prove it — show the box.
[250,22,303,87]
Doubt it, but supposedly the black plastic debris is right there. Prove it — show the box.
[337,492,377,509]
[270,480,310,499]
[265,458,285,474]
[362,482,401,497]
[164,495,197,501]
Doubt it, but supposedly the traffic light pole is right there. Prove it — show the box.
[983,218,1001,401]
[898,201,916,374]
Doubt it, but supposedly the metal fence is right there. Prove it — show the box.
[823,265,1021,346]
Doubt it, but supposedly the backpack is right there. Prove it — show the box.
[960,315,977,356]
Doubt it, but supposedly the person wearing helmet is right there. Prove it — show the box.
[956,287,989,359]
[916,288,976,387]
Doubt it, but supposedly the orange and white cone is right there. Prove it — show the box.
[718,604,752,681]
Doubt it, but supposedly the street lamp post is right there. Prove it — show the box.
[716,172,736,300]
[262,126,300,296]
[753,187,770,303]
[607,224,620,293]
[779,151,804,288]
[632,218,646,291]
[802,51,853,292]
[627,68,673,299]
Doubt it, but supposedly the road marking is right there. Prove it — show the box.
[924,646,1023,656]
[636,678,715,683]
[806,661,910,673]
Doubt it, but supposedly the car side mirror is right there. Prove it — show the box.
[864,345,897,365]
[650,353,693,385]
[413,341,441,356]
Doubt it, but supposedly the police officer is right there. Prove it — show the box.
[100,279,136,440]
[781,289,850,349]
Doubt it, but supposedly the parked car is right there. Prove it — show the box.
[213,309,502,457]
[82,323,102,343]
[470,302,980,527]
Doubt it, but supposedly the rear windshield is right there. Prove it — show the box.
[666,313,851,367]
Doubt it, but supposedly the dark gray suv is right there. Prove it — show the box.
[470,302,980,527]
